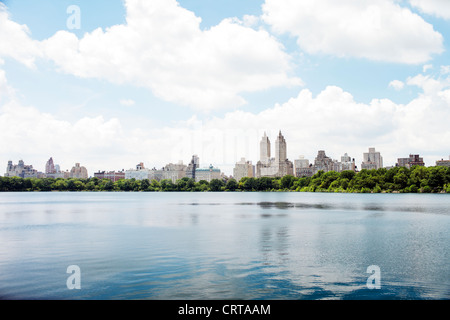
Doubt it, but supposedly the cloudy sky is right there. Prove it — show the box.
[1,0,449,176]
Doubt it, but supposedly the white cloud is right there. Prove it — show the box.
[409,0,450,20]
[1,65,449,175]
[406,74,450,95]
[168,72,450,172]
[441,66,450,75]
[389,80,405,91]
[262,0,444,64]
[120,99,135,107]
[423,64,433,73]
[0,4,42,68]
[41,0,301,112]
[0,69,15,102]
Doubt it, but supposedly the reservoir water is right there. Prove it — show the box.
[0,192,448,300]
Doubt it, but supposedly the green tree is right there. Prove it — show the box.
[256,177,273,191]
[209,179,225,191]
[243,177,257,191]
[280,175,296,190]
[53,179,67,191]
[140,179,150,191]
[226,178,238,191]
[160,179,175,191]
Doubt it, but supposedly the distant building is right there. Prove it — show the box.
[436,156,450,167]
[149,161,187,183]
[294,156,310,176]
[313,150,334,173]
[45,157,67,178]
[70,163,88,179]
[233,158,255,182]
[295,151,354,177]
[94,170,125,182]
[5,160,45,178]
[256,131,294,178]
[45,157,56,174]
[164,161,187,183]
[125,162,150,180]
[361,148,383,170]
[340,153,356,172]
[397,154,425,168]
[186,155,200,180]
[195,165,221,182]
[297,166,314,177]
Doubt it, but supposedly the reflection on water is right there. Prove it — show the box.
[0,192,449,300]
[187,200,449,215]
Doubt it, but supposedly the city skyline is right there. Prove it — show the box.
[1,1,450,176]
[4,131,449,179]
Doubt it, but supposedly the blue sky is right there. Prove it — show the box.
[1,0,449,175]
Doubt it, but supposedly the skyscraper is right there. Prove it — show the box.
[275,131,287,163]
[45,157,56,174]
[260,132,271,164]
[256,131,293,178]
[361,148,383,170]
[186,155,200,180]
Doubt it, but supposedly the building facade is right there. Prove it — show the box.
[45,157,55,174]
[436,156,450,167]
[70,163,89,179]
[233,158,255,182]
[294,156,311,177]
[361,148,383,170]
[195,165,221,182]
[186,155,200,180]
[397,154,425,168]
[125,162,150,180]
[340,153,356,172]
[313,150,335,173]
[148,161,187,183]
[94,170,126,182]
[5,160,45,178]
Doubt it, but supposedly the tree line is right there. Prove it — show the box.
[0,165,449,193]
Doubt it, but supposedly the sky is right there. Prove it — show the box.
[0,0,450,176]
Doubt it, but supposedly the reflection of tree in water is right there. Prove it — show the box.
[258,202,294,210]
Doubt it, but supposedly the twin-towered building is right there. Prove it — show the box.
[256,131,294,178]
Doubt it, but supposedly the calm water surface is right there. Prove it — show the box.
[0,192,449,300]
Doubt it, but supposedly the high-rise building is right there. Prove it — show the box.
[5,160,44,178]
[361,148,383,170]
[45,157,56,174]
[260,132,271,164]
[70,163,89,179]
[397,154,425,168]
[233,158,255,182]
[186,155,200,180]
[275,131,287,163]
[256,131,293,178]
[340,153,356,171]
